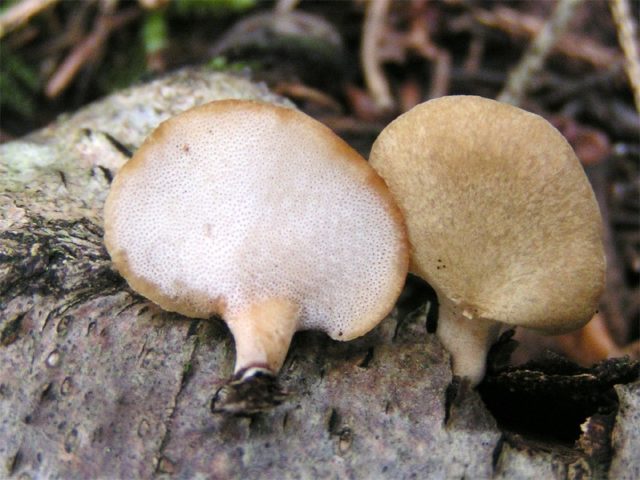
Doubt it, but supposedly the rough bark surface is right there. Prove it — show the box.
[1,68,638,479]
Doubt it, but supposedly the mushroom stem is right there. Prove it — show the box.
[226,298,300,377]
[435,295,501,386]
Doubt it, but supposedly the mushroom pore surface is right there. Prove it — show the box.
[105,100,408,342]
[369,96,605,334]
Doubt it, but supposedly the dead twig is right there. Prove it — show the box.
[498,0,584,105]
[273,82,342,112]
[45,6,140,98]
[475,5,621,71]
[610,0,640,113]
[361,0,395,111]
[0,0,59,39]
[463,33,486,74]
[38,1,94,57]
[405,0,451,99]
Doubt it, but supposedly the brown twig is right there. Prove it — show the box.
[610,0,640,113]
[498,0,585,105]
[273,82,342,112]
[463,32,486,74]
[405,0,451,99]
[475,5,621,71]
[0,0,59,39]
[4,25,39,49]
[44,6,140,98]
[361,0,395,111]
[38,1,94,57]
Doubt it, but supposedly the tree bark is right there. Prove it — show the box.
[1,68,637,479]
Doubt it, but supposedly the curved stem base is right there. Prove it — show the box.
[436,296,501,386]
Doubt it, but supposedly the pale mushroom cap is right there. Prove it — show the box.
[369,95,605,334]
[105,100,408,341]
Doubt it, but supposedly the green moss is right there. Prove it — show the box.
[207,56,260,73]
[143,11,168,55]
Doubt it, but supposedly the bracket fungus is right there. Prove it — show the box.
[104,99,408,413]
[369,95,605,386]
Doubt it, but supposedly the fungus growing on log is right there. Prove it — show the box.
[369,95,605,386]
[104,99,409,412]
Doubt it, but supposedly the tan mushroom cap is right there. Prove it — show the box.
[370,96,605,335]
[105,99,408,373]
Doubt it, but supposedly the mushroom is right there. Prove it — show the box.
[369,95,605,385]
[104,99,409,412]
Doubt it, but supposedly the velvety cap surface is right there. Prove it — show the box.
[370,96,605,333]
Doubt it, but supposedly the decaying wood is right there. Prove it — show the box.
[0,67,638,479]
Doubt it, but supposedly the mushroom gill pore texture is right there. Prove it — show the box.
[369,95,605,385]
[105,99,409,379]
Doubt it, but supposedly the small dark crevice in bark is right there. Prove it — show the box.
[443,375,462,426]
[327,408,340,434]
[357,347,375,369]
[102,131,134,158]
[491,434,505,473]
[0,312,25,346]
[6,448,22,476]
[153,338,199,477]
